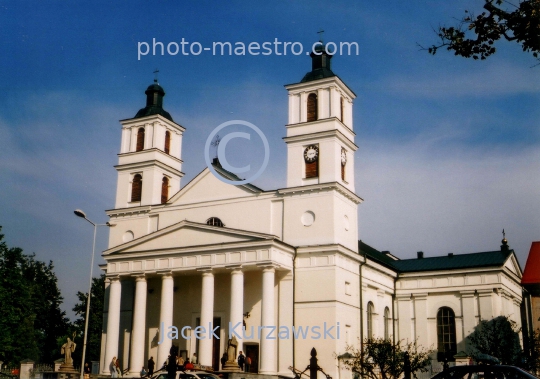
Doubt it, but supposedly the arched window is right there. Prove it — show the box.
[161,176,169,204]
[164,131,171,154]
[367,302,374,340]
[384,307,390,340]
[136,128,145,152]
[437,307,457,361]
[131,174,142,202]
[307,93,318,122]
[206,217,224,227]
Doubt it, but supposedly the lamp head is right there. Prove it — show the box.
[74,209,87,219]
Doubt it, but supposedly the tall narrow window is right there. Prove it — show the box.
[307,93,318,122]
[136,128,145,152]
[340,97,344,122]
[161,176,169,204]
[384,307,390,340]
[131,174,142,202]
[437,307,457,361]
[164,131,171,154]
[367,302,374,340]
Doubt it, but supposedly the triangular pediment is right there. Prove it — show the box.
[168,168,264,205]
[504,253,522,278]
[104,220,275,255]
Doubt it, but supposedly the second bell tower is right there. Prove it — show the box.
[284,44,357,192]
[114,80,185,208]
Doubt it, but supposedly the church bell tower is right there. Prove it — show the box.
[114,80,185,208]
[284,43,357,192]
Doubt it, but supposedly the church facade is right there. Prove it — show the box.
[98,48,524,378]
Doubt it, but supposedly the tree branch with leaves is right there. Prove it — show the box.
[423,0,540,62]
[341,338,433,379]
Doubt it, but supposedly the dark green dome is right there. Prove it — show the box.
[301,43,336,83]
[135,80,173,121]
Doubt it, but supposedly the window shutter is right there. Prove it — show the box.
[164,131,171,154]
[136,128,145,152]
[341,162,345,181]
[340,97,344,122]
[307,93,318,122]
[305,160,318,178]
[161,177,169,204]
[131,174,142,202]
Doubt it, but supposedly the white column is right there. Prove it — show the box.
[260,267,276,375]
[157,272,174,365]
[199,271,215,366]
[229,268,244,356]
[104,277,121,373]
[100,278,111,374]
[413,293,428,348]
[129,275,147,375]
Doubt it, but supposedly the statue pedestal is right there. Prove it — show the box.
[58,364,78,374]
[221,361,242,372]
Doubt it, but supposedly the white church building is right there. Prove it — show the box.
[98,46,524,378]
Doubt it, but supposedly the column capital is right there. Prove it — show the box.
[226,264,244,272]
[106,275,120,282]
[197,266,214,273]
[412,293,428,300]
[132,273,147,282]
[460,290,476,298]
[157,270,173,278]
[477,289,493,297]
[257,263,279,272]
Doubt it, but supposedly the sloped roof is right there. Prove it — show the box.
[359,240,514,273]
[393,250,513,273]
[522,241,540,285]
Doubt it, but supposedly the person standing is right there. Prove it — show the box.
[148,357,155,377]
[237,352,245,371]
[140,367,147,378]
[116,358,123,377]
[167,351,177,379]
[191,353,197,364]
[244,356,251,373]
[110,357,118,378]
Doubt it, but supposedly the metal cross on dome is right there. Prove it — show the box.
[317,29,324,43]
[153,69,159,83]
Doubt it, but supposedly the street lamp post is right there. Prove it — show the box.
[74,209,113,379]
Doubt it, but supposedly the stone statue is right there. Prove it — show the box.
[61,333,77,365]
[226,336,238,362]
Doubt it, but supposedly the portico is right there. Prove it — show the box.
[100,220,294,375]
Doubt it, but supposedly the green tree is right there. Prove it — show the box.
[342,338,433,379]
[72,274,105,365]
[0,227,69,365]
[425,0,540,62]
[525,329,540,374]
[467,315,523,365]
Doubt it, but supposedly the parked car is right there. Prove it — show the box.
[430,365,538,379]
[155,371,221,379]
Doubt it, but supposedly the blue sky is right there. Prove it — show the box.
[1,1,539,319]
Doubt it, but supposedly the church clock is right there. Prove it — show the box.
[304,144,319,178]
[304,145,319,162]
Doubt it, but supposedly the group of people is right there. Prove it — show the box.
[236,351,252,372]
[109,357,124,378]
[139,353,199,378]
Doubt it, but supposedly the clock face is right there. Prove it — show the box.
[341,149,347,165]
[304,145,319,162]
